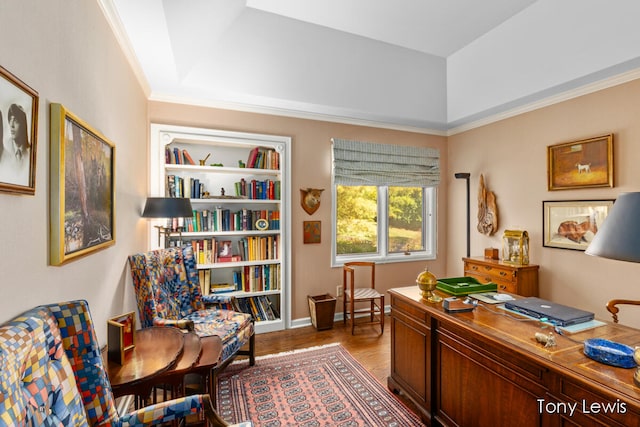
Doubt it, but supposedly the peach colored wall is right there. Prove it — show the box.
[448,78,640,328]
[148,102,448,322]
[0,0,148,344]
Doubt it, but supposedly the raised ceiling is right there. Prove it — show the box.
[103,0,640,133]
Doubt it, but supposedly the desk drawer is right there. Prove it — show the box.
[465,271,517,293]
[464,261,515,282]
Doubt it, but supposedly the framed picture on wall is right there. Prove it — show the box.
[542,200,614,251]
[0,65,39,195]
[547,134,613,191]
[303,220,321,244]
[49,103,116,265]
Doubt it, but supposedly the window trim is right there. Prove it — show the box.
[331,185,437,267]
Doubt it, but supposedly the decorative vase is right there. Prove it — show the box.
[416,266,442,303]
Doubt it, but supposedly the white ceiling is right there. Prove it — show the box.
[102,0,640,133]
[244,0,537,57]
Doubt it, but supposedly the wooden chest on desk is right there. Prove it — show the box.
[463,256,539,296]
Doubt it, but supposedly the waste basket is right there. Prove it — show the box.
[308,294,336,330]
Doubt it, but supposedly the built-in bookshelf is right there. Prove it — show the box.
[149,124,291,333]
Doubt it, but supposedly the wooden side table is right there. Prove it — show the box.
[187,336,224,400]
[149,331,203,403]
[107,326,185,407]
[462,256,539,296]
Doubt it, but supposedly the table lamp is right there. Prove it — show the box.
[141,197,193,247]
[585,192,640,262]
[585,192,640,383]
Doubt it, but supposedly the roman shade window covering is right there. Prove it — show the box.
[332,138,440,187]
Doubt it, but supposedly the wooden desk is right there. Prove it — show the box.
[107,327,185,405]
[388,286,640,427]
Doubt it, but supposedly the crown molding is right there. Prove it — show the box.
[148,93,449,136]
[447,67,640,136]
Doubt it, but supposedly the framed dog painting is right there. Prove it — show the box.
[547,134,613,191]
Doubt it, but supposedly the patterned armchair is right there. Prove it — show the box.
[0,300,240,426]
[128,244,255,367]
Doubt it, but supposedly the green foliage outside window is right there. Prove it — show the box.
[336,185,424,255]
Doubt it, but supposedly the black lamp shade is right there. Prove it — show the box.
[585,192,640,263]
[141,197,193,218]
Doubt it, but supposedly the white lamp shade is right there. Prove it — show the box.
[585,192,640,263]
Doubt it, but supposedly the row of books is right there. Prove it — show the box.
[198,277,280,323]
[234,178,280,200]
[166,147,196,165]
[233,264,281,292]
[165,146,280,172]
[235,296,280,322]
[185,208,280,232]
[198,264,281,294]
[167,175,206,199]
[191,235,280,264]
[247,147,280,170]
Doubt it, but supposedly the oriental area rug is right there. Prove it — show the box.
[216,343,424,426]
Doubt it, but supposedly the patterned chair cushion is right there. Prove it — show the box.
[0,307,88,426]
[129,244,254,363]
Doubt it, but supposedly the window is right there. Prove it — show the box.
[334,185,436,264]
[331,138,439,265]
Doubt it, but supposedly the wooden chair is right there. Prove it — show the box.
[343,262,384,334]
[606,299,640,323]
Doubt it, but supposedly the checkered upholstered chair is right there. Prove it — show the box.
[0,300,238,426]
[128,244,255,368]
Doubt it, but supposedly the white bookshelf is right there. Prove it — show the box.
[149,123,291,333]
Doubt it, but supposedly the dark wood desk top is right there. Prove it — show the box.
[389,286,640,407]
[107,326,184,395]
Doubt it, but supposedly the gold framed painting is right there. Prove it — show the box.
[50,103,115,265]
[547,134,613,191]
[0,65,39,195]
[542,200,614,251]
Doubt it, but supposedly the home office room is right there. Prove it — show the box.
[2,1,640,426]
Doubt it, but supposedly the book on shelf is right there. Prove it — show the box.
[210,282,236,293]
[197,270,211,295]
[182,149,195,165]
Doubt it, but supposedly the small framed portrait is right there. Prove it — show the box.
[547,134,613,191]
[303,221,321,244]
[0,65,39,195]
[107,312,136,365]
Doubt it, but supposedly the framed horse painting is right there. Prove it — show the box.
[543,200,614,251]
